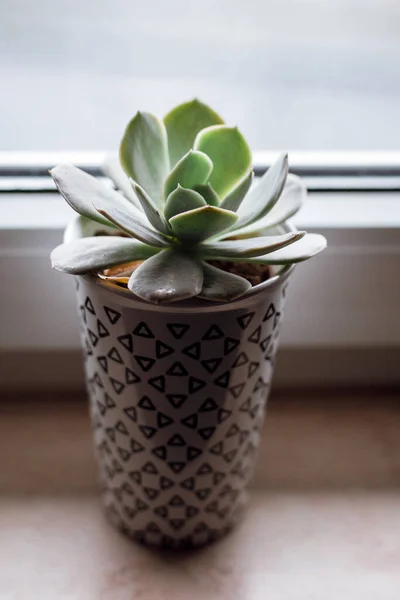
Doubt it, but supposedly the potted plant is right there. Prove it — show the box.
[51,99,326,548]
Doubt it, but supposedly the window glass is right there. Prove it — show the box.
[1,0,399,151]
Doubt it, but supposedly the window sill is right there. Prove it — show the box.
[1,390,399,598]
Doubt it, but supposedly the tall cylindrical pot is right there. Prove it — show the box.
[76,269,291,548]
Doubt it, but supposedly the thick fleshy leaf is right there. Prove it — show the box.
[231,174,306,237]
[199,262,251,302]
[130,180,170,234]
[163,150,213,199]
[200,232,305,259]
[234,154,289,230]
[102,155,141,208]
[51,236,158,274]
[193,125,252,198]
[164,99,224,167]
[128,249,203,303]
[94,203,170,248]
[169,205,239,243]
[214,234,327,264]
[193,183,220,206]
[51,164,116,226]
[119,111,169,207]
[219,169,253,212]
[51,163,151,233]
[164,185,207,221]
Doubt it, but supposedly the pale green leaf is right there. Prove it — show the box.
[193,183,220,206]
[200,232,305,259]
[102,155,141,209]
[169,205,239,243]
[199,262,251,302]
[193,125,252,198]
[214,234,327,264]
[50,164,116,226]
[164,185,207,222]
[164,98,224,167]
[163,150,213,198]
[234,153,288,230]
[219,169,253,212]
[128,249,203,303]
[119,111,169,207]
[94,203,170,248]
[131,180,171,234]
[51,236,158,274]
[232,173,306,237]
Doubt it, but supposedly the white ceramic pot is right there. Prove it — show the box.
[75,266,290,548]
[68,217,294,548]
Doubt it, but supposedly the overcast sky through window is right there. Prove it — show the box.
[1,0,400,151]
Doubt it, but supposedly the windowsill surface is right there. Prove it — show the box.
[1,390,399,599]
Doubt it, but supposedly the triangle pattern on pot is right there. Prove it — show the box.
[166,394,188,409]
[156,340,175,359]
[134,355,156,372]
[182,342,201,360]
[167,323,190,339]
[236,312,255,330]
[202,324,225,340]
[148,376,165,392]
[79,284,285,549]
[133,321,155,339]
[108,347,123,364]
[104,306,121,325]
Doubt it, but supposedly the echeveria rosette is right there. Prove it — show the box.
[51,99,327,304]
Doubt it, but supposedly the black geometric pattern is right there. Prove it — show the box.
[76,273,287,548]
[104,306,121,325]
[108,347,123,364]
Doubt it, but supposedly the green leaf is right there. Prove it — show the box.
[164,98,224,167]
[163,150,213,199]
[233,153,288,230]
[119,111,169,207]
[232,174,306,237]
[193,183,220,206]
[51,236,158,274]
[50,164,116,226]
[200,232,305,259]
[216,234,327,264]
[102,155,141,209]
[131,180,171,234]
[91,173,171,247]
[128,249,203,303]
[219,169,253,212]
[199,262,251,302]
[193,125,252,198]
[164,185,207,222]
[169,205,239,243]
[95,203,170,248]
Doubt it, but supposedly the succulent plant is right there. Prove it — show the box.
[51,99,326,303]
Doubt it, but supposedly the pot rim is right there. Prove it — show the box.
[67,217,295,314]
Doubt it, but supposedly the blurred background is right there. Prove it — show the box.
[1,0,399,391]
[1,0,400,152]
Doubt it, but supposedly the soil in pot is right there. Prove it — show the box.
[99,259,271,289]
